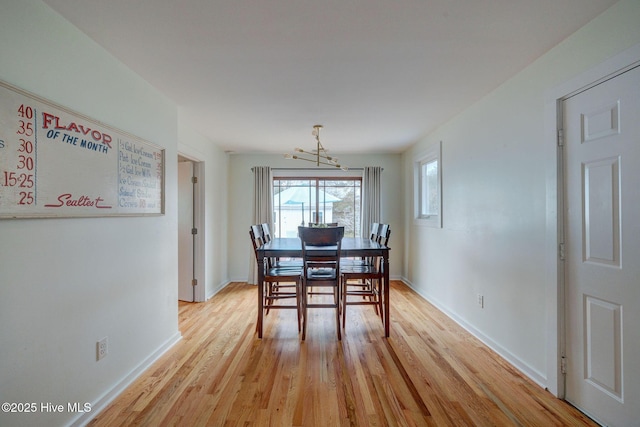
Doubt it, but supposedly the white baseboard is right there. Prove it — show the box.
[205,279,234,300]
[69,331,182,427]
[400,277,547,388]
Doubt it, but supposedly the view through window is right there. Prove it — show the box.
[414,141,442,227]
[420,158,439,217]
[273,177,361,238]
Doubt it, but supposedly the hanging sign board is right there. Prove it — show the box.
[0,80,164,218]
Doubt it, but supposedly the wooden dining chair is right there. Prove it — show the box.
[376,223,390,245]
[369,222,381,239]
[261,223,302,270]
[341,226,390,330]
[342,222,380,269]
[298,226,345,340]
[250,225,302,332]
[261,222,272,242]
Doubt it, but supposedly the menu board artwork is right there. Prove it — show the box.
[0,80,164,218]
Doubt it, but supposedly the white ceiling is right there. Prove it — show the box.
[42,0,616,154]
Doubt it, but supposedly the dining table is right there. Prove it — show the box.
[255,237,390,338]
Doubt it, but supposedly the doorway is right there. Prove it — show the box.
[178,155,205,302]
[178,157,194,301]
[561,64,640,426]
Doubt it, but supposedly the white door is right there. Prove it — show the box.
[563,65,640,426]
[178,160,194,302]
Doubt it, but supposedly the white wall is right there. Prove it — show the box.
[0,2,180,426]
[178,109,230,299]
[4,1,638,424]
[227,152,403,282]
[402,0,640,393]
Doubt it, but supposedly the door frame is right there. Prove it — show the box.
[177,148,206,302]
[544,43,640,398]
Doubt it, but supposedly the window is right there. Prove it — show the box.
[273,177,362,238]
[414,141,442,227]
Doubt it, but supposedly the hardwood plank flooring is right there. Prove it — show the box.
[88,281,596,426]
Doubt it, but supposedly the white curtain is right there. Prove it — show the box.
[249,166,273,284]
[361,166,382,237]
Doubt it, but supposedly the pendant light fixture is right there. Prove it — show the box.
[284,125,348,170]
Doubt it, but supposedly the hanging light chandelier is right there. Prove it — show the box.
[284,125,348,170]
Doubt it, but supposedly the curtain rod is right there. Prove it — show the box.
[251,167,383,171]
[273,167,367,171]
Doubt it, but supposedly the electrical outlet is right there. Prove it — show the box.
[97,337,108,361]
[477,294,484,308]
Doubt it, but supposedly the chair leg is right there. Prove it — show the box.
[265,282,271,315]
[300,280,342,340]
[296,280,301,332]
[368,279,380,316]
[342,277,347,329]
[336,283,341,341]
[301,281,308,341]
[376,279,383,317]
[379,281,384,324]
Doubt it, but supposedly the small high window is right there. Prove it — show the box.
[414,141,442,227]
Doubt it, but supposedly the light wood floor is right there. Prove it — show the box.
[88,281,596,426]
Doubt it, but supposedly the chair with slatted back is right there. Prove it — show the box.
[370,222,381,240]
[341,221,382,275]
[298,226,344,340]
[376,223,390,245]
[261,222,272,243]
[262,222,303,270]
[250,225,302,332]
[343,222,380,269]
[341,225,390,330]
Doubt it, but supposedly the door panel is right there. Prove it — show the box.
[178,161,194,302]
[583,156,620,266]
[584,295,622,401]
[563,65,640,426]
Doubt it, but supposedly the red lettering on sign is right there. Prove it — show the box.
[44,193,113,209]
[41,112,113,148]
